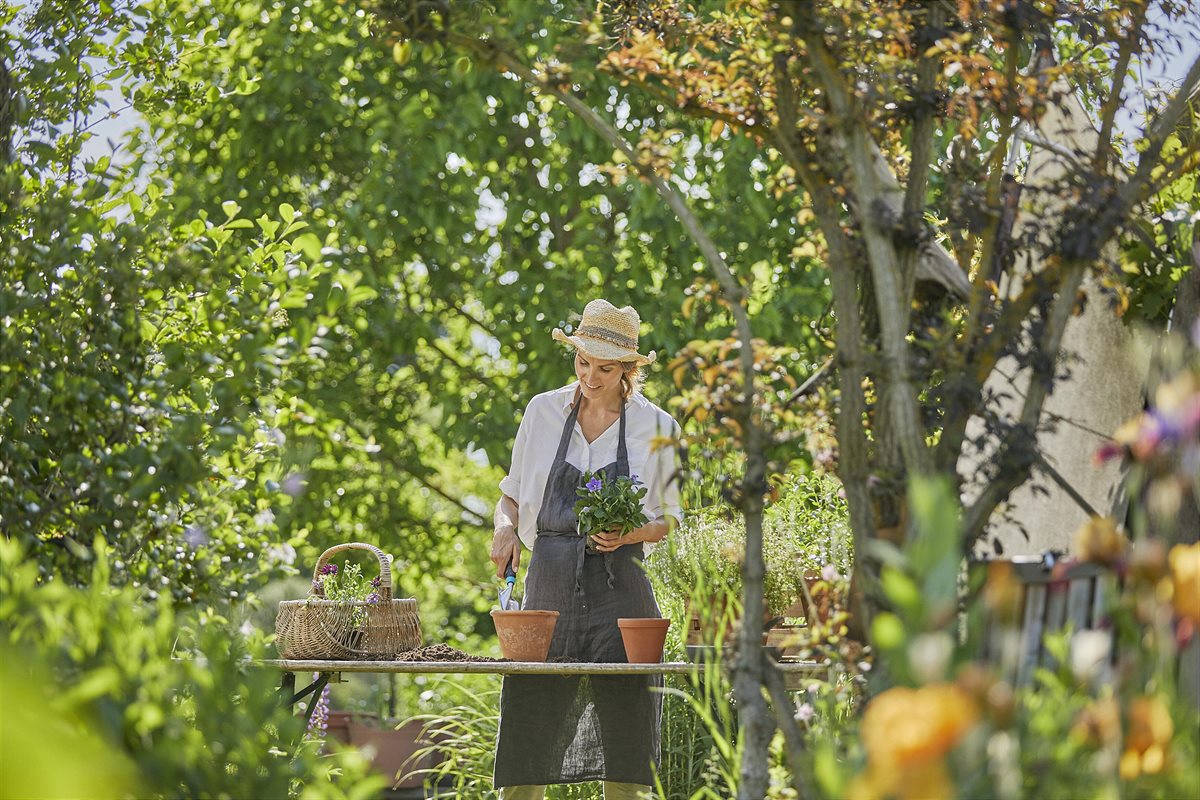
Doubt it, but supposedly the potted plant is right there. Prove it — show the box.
[648,474,853,649]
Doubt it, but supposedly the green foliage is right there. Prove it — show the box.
[313,561,384,628]
[649,473,851,617]
[575,471,650,538]
[406,680,500,799]
[1119,136,1199,324]
[0,535,385,799]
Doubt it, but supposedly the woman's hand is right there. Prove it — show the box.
[590,526,643,553]
[590,517,671,552]
[491,526,521,579]
[491,495,521,578]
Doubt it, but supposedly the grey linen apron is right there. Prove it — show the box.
[494,397,663,788]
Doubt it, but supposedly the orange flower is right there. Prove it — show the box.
[1119,695,1173,779]
[1072,696,1121,747]
[1168,542,1200,626]
[1073,516,1127,565]
[855,684,979,799]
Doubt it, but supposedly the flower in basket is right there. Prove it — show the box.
[311,561,378,628]
[574,471,650,552]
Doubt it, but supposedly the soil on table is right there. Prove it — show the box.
[380,643,506,663]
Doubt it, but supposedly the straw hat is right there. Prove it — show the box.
[552,299,656,365]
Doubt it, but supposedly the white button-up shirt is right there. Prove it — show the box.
[499,382,683,552]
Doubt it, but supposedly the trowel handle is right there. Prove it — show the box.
[505,564,517,586]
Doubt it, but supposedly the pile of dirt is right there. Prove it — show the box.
[386,643,505,663]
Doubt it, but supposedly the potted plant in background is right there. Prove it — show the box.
[648,474,853,659]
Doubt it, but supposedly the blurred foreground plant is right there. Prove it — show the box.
[0,535,385,799]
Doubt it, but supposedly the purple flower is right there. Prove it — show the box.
[281,471,307,497]
[182,524,209,549]
[630,474,639,482]
[1095,440,1125,464]
[370,576,382,587]
[586,476,603,492]
[319,563,338,576]
[365,592,381,605]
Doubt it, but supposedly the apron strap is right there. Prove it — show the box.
[540,394,631,595]
[555,399,582,463]
[616,399,629,476]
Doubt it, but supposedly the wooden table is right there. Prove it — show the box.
[263,659,831,719]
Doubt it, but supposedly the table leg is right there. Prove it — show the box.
[278,670,330,719]
[278,671,297,708]
[301,673,330,725]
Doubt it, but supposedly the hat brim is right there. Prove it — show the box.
[552,329,656,365]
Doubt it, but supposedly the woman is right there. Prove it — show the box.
[490,299,682,800]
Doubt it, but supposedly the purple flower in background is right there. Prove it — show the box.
[821,563,840,582]
[365,592,381,605]
[370,576,382,587]
[631,474,639,482]
[281,471,307,497]
[182,524,209,549]
[318,563,338,576]
[586,476,603,492]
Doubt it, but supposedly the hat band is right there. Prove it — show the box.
[576,325,638,350]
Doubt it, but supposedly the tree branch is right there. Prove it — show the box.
[1035,451,1100,518]
[792,10,932,477]
[898,0,949,303]
[770,44,878,641]
[1093,3,1148,171]
[1121,52,1200,208]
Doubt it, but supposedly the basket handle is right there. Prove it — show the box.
[310,542,394,601]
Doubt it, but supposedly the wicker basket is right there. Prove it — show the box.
[275,542,423,659]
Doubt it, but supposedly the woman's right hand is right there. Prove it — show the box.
[491,526,521,579]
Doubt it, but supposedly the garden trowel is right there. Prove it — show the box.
[498,564,521,611]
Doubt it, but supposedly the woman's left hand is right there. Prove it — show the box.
[590,526,641,553]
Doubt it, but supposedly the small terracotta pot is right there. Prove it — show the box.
[491,610,560,661]
[618,618,672,663]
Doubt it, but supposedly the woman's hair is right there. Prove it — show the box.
[569,349,645,399]
[620,362,645,399]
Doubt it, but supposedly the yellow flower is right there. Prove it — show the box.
[1073,516,1127,565]
[1119,695,1173,779]
[982,561,1022,623]
[856,684,979,799]
[1168,542,1200,626]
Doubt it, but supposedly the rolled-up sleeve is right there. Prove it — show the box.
[646,414,683,525]
[498,403,532,502]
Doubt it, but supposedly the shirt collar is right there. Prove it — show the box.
[557,381,647,412]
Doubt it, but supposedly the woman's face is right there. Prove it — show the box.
[575,352,624,401]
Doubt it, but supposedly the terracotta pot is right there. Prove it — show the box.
[325,711,443,789]
[491,610,560,661]
[618,617,672,663]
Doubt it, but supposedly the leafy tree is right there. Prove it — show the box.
[359,1,1199,795]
